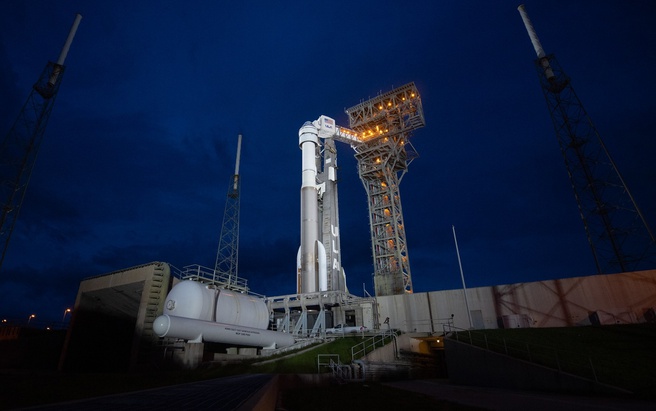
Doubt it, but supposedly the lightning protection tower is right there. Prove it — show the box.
[518,5,656,274]
[0,14,82,272]
[344,83,425,296]
[213,134,242,287]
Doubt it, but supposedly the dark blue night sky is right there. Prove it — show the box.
[1,1,655,324]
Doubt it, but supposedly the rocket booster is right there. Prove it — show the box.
[298,122,329,294]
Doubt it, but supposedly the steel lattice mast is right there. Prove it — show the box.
[344,83,425,295]
[518,5,656,274]
[0,14,82,272]
[214,134,242,286]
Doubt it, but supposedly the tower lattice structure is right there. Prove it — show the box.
[0,14,81,272]
[533,54,656,273]
[213,135,242,286]
[0,62,67,271]
[344,83,425,296]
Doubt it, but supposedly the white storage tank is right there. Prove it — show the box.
[155,280,290,348]
[215,289,269,330]
[164,280,216,321]
[163,280,269,330]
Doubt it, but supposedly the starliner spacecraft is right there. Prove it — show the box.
[297,116,358,294]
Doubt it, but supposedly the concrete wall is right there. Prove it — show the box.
[360,334,414,363]
[59,262,171,371]
[377,269,656,332]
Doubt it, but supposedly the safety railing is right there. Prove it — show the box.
[350,329,398,362]
[317,354,358,382]
[171,264,264,297]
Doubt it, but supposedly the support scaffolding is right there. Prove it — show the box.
[344,83,425,295]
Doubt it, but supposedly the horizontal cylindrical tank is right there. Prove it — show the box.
[215,289,269,330]
[164,280,216,321]
[153,314,295,348]
[163,280,270,330]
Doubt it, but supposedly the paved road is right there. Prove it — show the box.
[21,374,274,411]
[385,379,656,411]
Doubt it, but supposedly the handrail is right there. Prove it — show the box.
[317,330,398,382]
[351,329,397,362]
[317,353,340,373]
[170,264,265,297]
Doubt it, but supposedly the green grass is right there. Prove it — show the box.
[253,336,368,373]
[451,324,656,396]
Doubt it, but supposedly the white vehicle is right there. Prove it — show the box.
[325,324,368,334]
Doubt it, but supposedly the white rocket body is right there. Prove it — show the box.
[297,116,353,294]
[298,122,327,293]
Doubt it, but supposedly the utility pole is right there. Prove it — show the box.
[452,225,473,329]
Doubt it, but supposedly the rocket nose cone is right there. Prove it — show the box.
[153,314,171,337]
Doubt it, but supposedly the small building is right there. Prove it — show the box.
[59,262,171,371]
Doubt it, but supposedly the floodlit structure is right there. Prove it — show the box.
[518,5,656,273]
[298,83,425,297]
[0,14,82,271]
[345,84,425,296]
